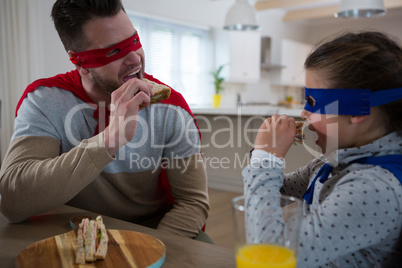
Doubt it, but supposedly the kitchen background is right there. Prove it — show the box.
[1,0,402,191]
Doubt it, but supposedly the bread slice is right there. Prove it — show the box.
[75,224,86,264]
[294,121,305,144]
[84,220,97,262]
[142,78,171,104]
[94,216,108,259]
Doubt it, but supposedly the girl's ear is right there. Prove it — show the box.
[350,115,369,124]
[68,50,90,75]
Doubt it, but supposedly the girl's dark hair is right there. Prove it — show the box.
[305,31,402,133]
[51,0,125,52]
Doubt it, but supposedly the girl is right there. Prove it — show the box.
[243,31,402,267]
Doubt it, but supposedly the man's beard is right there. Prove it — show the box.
[89,69,121,95]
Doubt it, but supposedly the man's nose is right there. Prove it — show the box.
[123,50,141,66]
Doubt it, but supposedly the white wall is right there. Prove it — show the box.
[40,0,73,78]
[304,11,402,44]
[123,0,232,28]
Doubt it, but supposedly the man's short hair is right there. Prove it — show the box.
[51,0,125,52]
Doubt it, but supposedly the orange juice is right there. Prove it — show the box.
[236,244,296,268]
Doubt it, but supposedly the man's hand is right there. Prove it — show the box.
[103,78,153,156]
[254,114,296,159]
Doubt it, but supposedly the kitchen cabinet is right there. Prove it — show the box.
[215,30,261,83]
[269,39,312,87]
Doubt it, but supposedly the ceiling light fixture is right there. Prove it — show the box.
[224,0,260,31]
[335,0,386,18]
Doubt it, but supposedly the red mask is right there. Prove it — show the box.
[69,33,142,68]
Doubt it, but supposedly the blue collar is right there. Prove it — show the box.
[303,155,402,204]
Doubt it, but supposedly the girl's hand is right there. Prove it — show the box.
[254,114,296,158]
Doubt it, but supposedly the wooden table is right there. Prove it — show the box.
[0,205,236,267]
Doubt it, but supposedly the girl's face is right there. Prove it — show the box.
[301,70,351,154]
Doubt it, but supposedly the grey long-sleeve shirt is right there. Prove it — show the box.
[0,83,209,238]
[242,131,402,268]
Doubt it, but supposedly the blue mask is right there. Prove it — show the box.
[304,87,402,115]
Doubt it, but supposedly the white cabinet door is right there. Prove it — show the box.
[278,39,311,87]
[215,30,261,84]
[228,31,261,83]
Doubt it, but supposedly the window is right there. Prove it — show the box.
[128,13,213,106]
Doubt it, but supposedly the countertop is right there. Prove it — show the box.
[191,105,303,117]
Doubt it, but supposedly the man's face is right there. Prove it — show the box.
[81,10,145,94]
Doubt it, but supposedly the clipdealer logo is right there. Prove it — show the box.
[128,152,285,173]
[63,101,342,170]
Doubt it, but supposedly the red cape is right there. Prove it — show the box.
[16,70,202,224]
[16,70,197,121]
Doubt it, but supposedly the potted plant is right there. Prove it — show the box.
[210,65,225,108]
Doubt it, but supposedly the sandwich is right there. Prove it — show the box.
[294,121,306,144]
[75,216,108,264]
[142,78,171,104]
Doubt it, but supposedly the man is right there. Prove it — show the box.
[0,0,209,240]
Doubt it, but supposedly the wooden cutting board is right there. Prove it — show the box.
[16,229,166,268]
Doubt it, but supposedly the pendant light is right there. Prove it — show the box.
[224,0,259,31]
[335,0,386,18]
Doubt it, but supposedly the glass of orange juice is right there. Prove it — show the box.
[232,195,302,268]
